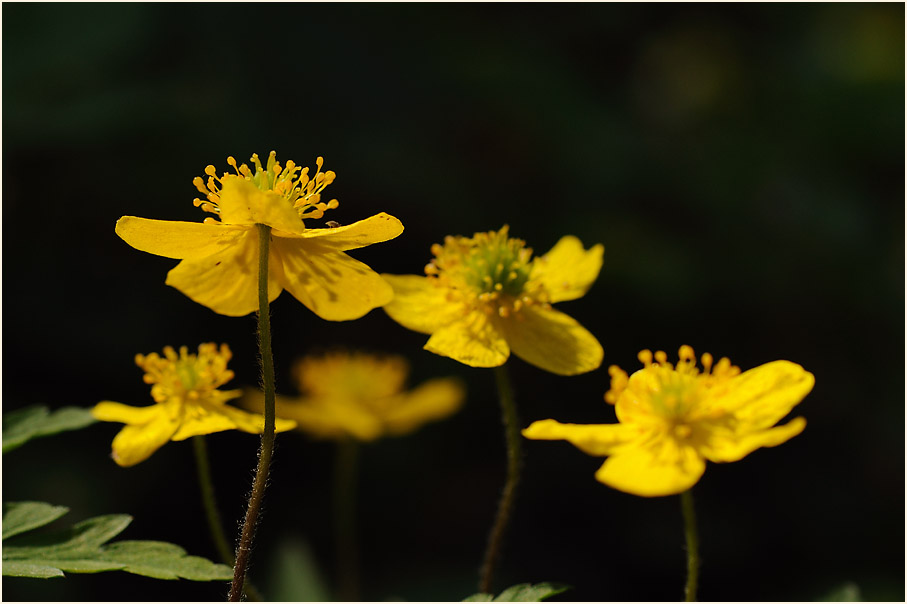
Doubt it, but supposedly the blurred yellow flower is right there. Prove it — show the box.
[523,346,814,497]
[115,152,404,318]
[93,343,296,466]
[381,226,604,375]
[243,351,465,441]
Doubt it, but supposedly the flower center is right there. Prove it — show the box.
[136,343,235,405]
[605,346,741,437]
[424,226,549,318]
[191,151,340,225]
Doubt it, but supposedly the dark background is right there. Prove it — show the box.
[3,3,903,602]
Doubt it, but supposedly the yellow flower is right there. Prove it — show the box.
[242,351,465,441]
[115,152,404,318]
[381,226,604,375]
[93,343,296,467]
[523,346,814,497]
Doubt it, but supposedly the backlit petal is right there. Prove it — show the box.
[709,361,815,430]
[267,394,384,441]
[499,305,603,376]
[531,236,604,303]
[115,216,248,260]
[93,401,160,425]
[165,228,282,317]
[277,213,404,251]
[170,403,296,440]
[595,437,706,497]
[702,416,806,463]
[272,238,393,321]
[424,310,510,368]
[217,177,306,234]
[381,274,467,335]
[109,411,179,467]
[382,378,466,436]
[522,419,635,456]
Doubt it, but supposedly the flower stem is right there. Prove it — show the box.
[681,488,700,602]
[192,435,234,567]
[193,435,264,602]
[229,224,277,602]
[479,364,521,594]
[334,438,360,601]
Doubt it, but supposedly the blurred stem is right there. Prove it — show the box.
[479,364,521,594]
[229,224,277,602]
[681,489,700,602]
[192,435,263,602]
[334,438,360,601]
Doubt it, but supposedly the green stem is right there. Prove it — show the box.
[479,364,521,594]
[192,435,234,567]
[229,224,277,602]
[681,489,700,602]
[334,438,360,601]
[193,436,264,602]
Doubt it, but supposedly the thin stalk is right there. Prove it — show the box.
[334,438,360,601]
[193,436,264,602]
[681,489,700,602]
[479,364,521,594]
[229,224,277,602]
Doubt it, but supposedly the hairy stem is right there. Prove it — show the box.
[479,364,521,594]
[229,224,276,602]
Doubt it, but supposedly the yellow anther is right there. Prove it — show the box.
[679,345,695,362]
[638,349,653,366]
[498,306,510,318]
[494,283,503,291]
[327,199,340,210]
[701,352,713,373]
[655,350,668,364]
[192,177,208,195]
[204,165,217,177]
[425,264,439,276]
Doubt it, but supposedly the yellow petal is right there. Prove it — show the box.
[109,410,180,467]
[92,401,160,425]
[287,396,384,441]
[277,213,404,251]
[595,437,706,497]
[217,177,306,234]
[170,403,296,441]
[381,274,467,335]
[709,361,815,430]
[499,305,603,376]
[382,378,466,436]
[115,217,248,260]
[165,228,282,317]
[531,236,604,303]
[272,238,393,321]
[424,310,510,368]
[702,416,806,463]
[522,419,633,456]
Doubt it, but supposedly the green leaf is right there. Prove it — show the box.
[2,503,232,581]
[2,502,70,540]
[818,582,861,602]
[3,406,97,453]
[265,537,331,601]
[495,583,570,602]
[464,583,571,602]
[497,583,569,601]
[1,561,65,578]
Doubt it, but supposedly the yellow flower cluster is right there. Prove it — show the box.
[115,152,403,318]
[382,226,604,375]
[92,343,295,466]
[523,346,814,496]
[243,351,465,441]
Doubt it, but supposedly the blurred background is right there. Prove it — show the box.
[3,3,903,601]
